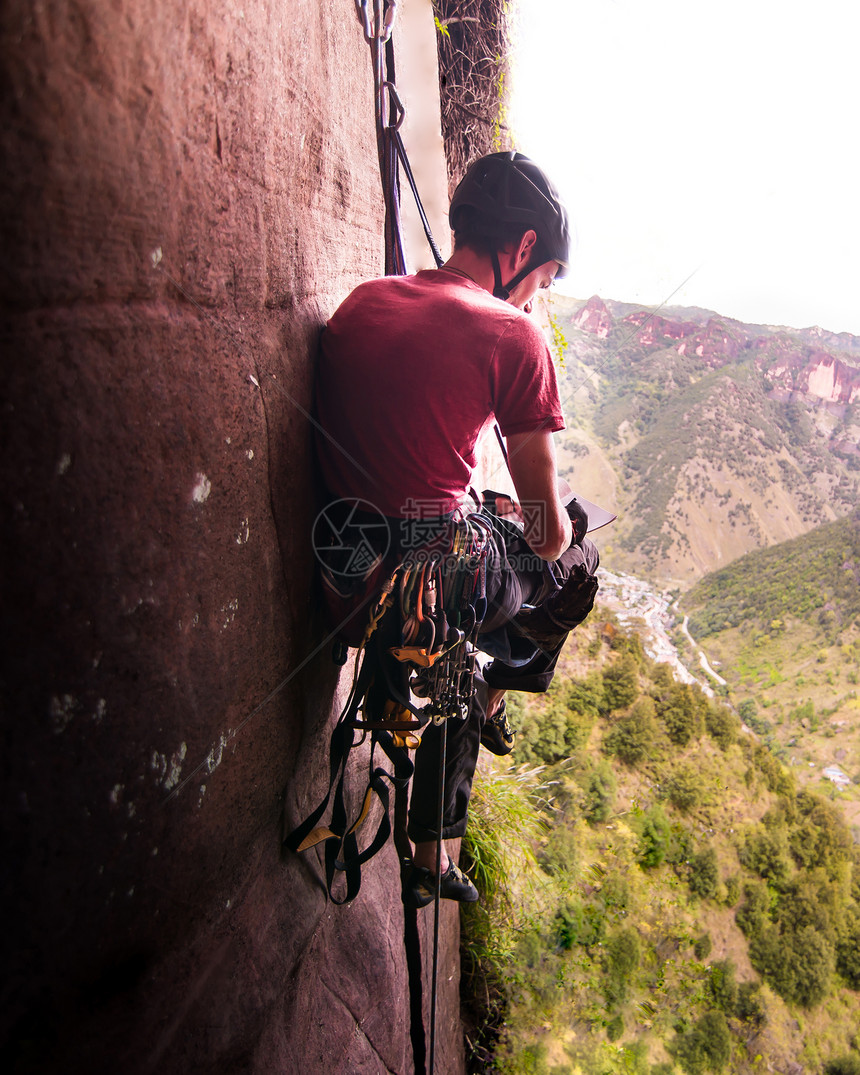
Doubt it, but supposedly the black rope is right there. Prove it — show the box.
[381,36,407,275]
[394,778,427,1075]
[379,32,443,273]
[428,717,448,1075]
[394,128,444,269]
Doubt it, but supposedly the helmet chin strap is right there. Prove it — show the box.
[491,250,541,302]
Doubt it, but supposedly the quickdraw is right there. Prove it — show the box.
[390,516,492,722]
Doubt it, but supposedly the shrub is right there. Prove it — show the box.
[708,959,739,1013]
[637,805,673,869]
[600,873,630,910]
[604,927,641,1004]
[736,880,771,937]
[610,630,645,664]
[739,825,791,882]
[750,924,835,1007]
[753,744,795,795]
[836,906,860,988]
[789,793,852,874]
[538,824,578,879]
[738,698,758,724]
[724,874,741,907]
[604,698,659,765]
[515,674,606,765]
[555,897,605,950]
[658,683,703,746]
[665,765,704,812]
[515,691,575,765]
[689,847,720,900]
[584,760,617,824]
[606,1013,624,1041]
[824,1058,860,1075]
[705,704,738,749]
[649,663,675,691]
[777,877,837,941]
[670,1010,732,1072]
[694,933,712,960]
[565,672,605,722]
[515,1042,550,1075]
[602,653,641,712]
[514,929,543,969]
[736,981,766,1029]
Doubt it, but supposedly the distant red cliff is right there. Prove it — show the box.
[570,297,860,407]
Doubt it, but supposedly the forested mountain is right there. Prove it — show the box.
[464,299,860,1074]
[463,616,860,1075]
[675,512,860,831]
[548,295,860,588]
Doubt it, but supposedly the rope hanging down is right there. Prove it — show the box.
[354,0,444,272]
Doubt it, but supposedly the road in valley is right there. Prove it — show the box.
[596,569,724,695]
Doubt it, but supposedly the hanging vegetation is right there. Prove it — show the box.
[433,0,512,189]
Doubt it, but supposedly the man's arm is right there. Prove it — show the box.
[506,430,572,560]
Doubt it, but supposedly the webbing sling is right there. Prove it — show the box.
[284,648,414,904]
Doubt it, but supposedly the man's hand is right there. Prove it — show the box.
[494,494,524,527]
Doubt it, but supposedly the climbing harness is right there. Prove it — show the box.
[285,512,490,1073]
[285,514,491,890]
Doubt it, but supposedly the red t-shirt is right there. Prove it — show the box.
[315,269,565,518]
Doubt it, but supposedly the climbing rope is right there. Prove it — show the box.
[355,0,406,274]
[354,0,444,272]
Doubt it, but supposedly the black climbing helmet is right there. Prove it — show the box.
[449,151,570,298]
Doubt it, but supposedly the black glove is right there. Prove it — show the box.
[565,497,589,545]
[514,564,599,650]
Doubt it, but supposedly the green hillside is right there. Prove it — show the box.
[683,513,860,641]
[461,618,860,1075]
[675,512,860,823]
[462,299,860,1073]
[546,295,860,587]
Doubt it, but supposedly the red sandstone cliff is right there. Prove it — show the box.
[572,294,613,338]
[0,2,463,1073]
[574,297,860,409]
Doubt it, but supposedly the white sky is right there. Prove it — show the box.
[509,0,860,335]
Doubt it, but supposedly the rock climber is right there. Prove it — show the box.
[314,151,600,906]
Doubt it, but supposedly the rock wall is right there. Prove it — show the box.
[0,1,463,1072]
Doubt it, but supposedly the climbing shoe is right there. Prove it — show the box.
[404,859,479,908]
[480,698,515,756]
[514,563,599,651]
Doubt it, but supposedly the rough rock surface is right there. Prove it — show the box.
[1,1,464,1072]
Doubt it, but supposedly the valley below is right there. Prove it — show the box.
[594,568,860,834]
[462,296,860,1075]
